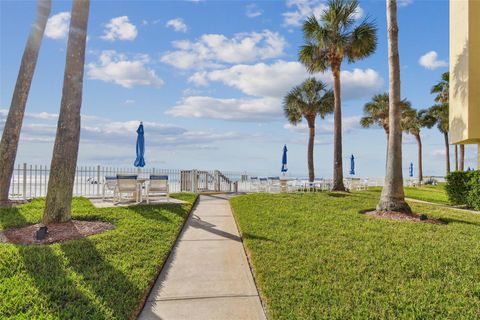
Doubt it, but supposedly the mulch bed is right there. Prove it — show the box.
[362,210,446,224]
[0,220,115,245]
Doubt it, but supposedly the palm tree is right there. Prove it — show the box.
[427,104,450,176]
[0,0,51,205]
[360,92,412,144]
[431,72,465,172]
[377,0,411,213]
[402,109,436,182]
[284,78,334,182]
[43,0,90,224]
[299,0,377,191]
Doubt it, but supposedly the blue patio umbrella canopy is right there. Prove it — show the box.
[134,122,145,167]
[281,145,288,172]
[350,154,355,175]
[409,162,414,177]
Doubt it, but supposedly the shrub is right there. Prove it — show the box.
[466,171,480,210]
[445,171,471,205]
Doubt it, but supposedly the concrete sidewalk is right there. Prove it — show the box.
[138,194,267,320]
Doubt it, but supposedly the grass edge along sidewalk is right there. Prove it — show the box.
[0,193,198,319]
[230,191,480,319]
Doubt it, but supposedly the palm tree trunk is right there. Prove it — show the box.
[454,144,459,171]
[444,131,450,176]
[307,116,316,183]
[377,0,411,213]
[459,144,465,171]
[43,0,89,224]
[415,133,423,183]
[385,131,389,169]
[331,65,345,191]
[0,0,51,204]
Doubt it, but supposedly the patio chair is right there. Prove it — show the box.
[102,176,118,200]
[116,174,139,203]
[288,178,303,192]
[268,176,281,193]
[258,178,268,192]
[146,175,169,204]
[250,176,259,192]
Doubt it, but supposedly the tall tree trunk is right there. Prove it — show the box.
[43,0,89,224]
[377,0,411,213]
[385,130,389,169]
[444,131,450,176]
[331,65,345,191]
[307,116,316,183]
[454,144,458,171]
[415,133,423,183]
[0,0,51,204]
[459,144,465,171]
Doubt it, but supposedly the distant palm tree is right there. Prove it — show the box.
[402,109,436,182]
[0,0,51,205]
[427,104,450,176]
[377,0,411,213]
[43,0,90,224]
[284,78,334,182]
[431,72,449,104]
[299,0,377,191]
[431,72,464,172]
[360,93,412,162]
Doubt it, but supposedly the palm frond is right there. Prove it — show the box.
[299,43,328,73]
[345,19,377,62]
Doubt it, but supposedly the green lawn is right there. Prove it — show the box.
[230,191,480,319]
[368,184,449,205]
[0,193,197,319]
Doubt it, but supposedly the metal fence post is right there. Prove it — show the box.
[23,163,27,200]
[97,165,101,196]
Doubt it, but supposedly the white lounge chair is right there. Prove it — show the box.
[250,176,259,192]
[146,175,169,204]
[258,178,268,192]
[102,176,118,200]
[116,174,139,203]
[268,176,281,193]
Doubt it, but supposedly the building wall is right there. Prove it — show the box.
[449,0,480,145]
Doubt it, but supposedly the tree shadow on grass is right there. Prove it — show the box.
[0,207,28,230]
[242,232,275,242]
[59,238,142,319]
[437,217,480,227]
[16,244,107,319]
[327,192,350,198]
[128,203,188,223]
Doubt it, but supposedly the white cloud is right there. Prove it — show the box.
[160,30,286,69]
[432,149,446,156]
[419,51,448,70]
[1,109,246,149]
[166,18,188,32]
[125,99,136,104]
[101,16,138,41]
[246,4,262,18]
[189,60,384,100]
[45,12,70,39]
[398,0,413,7]
[166,96,282,121]
[282,0,364,27]
[87,51,164,88]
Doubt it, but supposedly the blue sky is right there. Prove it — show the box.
[0,0,476,178]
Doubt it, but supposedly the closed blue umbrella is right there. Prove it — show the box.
[281,145,288,173]
[134,122,145,167]
[350,154,355,175]
[409,162,414,177]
